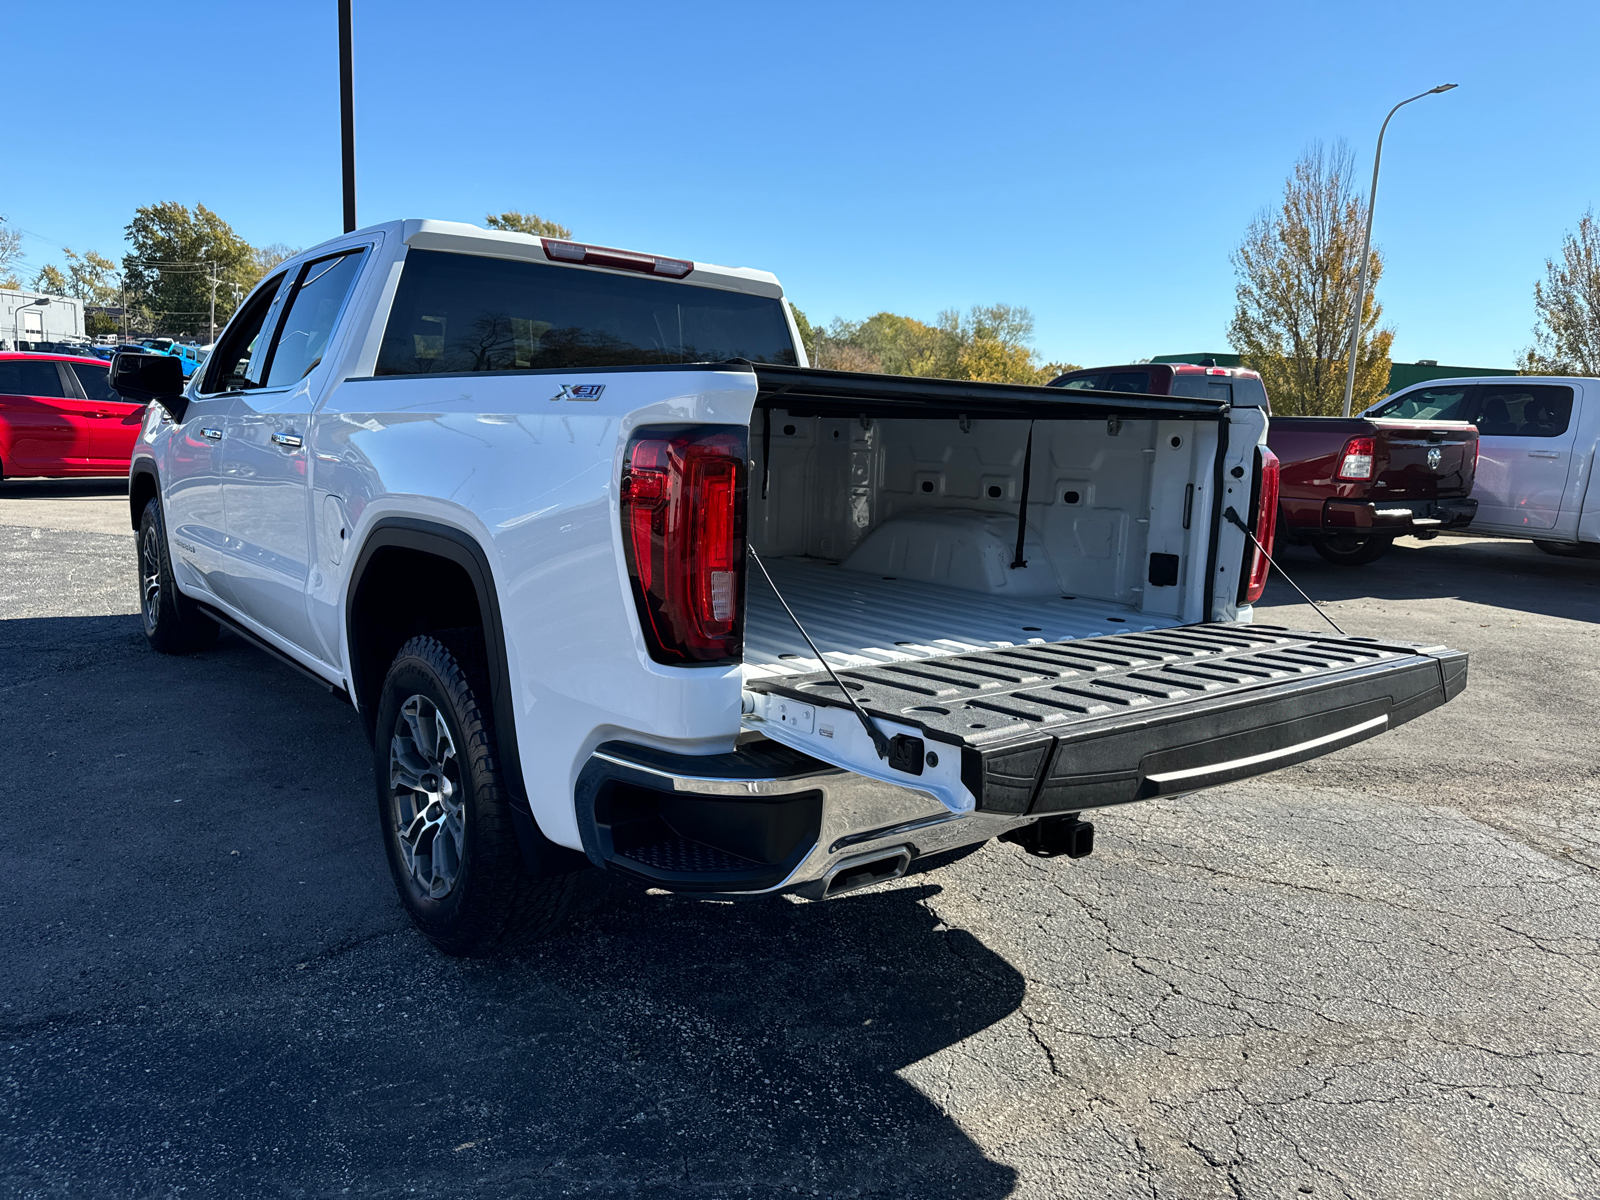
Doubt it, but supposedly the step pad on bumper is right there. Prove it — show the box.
[746,625,1467,814]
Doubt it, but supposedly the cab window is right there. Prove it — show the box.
[1373,385,1473,422]
[200,273,287,393]
[1471,384,1574,438]
[261,250,366,386]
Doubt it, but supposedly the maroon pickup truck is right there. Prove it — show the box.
[1049,362,1479,565]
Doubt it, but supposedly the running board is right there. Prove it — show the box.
[744,624,1467,815]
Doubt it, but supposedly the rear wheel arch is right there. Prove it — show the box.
[345,519,524,800]
[130,463,160,531]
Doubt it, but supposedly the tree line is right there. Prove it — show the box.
[2,192,1594,392]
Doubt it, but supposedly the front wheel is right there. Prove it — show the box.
[374,633,577,956]
[1532,539,1600,559]
[1312,534,1394,566]
[136,498,218,653]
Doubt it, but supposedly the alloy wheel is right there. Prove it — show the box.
[388,695,466,899]
[139,522,162,629]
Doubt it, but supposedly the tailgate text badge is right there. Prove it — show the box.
[550,383,605,402]
[774,699,815,735]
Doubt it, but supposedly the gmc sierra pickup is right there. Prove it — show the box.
[112,221,1469,955]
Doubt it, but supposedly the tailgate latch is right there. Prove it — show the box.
[887,735,925,777]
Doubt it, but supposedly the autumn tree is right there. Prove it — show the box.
[0,216,24,289]
[31,264,68,295]
[1228,142,1393,415]
[802,302,1074,383]
[253,242,301,282]
[485,210,572,239]
[1521,210,1600,376]
[122,203,257,338]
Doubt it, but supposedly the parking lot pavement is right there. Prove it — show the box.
[1,487,1597,1199]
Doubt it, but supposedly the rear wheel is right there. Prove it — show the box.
[1312,534,1394,565]
[375,632,577,956]
[136,497,219,652]
[1532,539,1600,559]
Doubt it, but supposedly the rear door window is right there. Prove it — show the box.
[1056,374,1104,391]
[1471,384,1574,437]
[0,360,69,397]
[1373,385,1474,422]
[261,250,367,386]
[375,249,798,375]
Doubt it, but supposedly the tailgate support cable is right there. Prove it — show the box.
[1010,421,1034,569]
[1223,507,1348,636]
[748,546,891,760]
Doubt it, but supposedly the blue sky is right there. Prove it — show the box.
[5,0,1595,368]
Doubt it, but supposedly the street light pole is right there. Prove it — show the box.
[1340,83,1458,417]
[339,0,357,233]
[13,296,50,350]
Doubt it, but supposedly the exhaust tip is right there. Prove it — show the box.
[821,847,912,898]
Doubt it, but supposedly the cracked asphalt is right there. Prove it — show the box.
[2,477,1597,1198]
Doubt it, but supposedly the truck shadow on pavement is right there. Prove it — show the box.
[1,618,1024,1198]
[1265,535,1600,626]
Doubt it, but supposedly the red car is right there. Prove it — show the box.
[0,352,147,480]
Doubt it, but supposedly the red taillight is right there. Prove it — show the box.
[621,427,746,664]
[1205,367,1229,376]
[1244,446,1279,605]
[542,238,694,279]
[1337,436,1375,480]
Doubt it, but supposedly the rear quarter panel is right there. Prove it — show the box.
[310,366,760,850]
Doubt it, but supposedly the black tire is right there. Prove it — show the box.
[374,632,577,956]
[1532,539,1600,559]
[136,497,219,653]
[1311,534,1394,566]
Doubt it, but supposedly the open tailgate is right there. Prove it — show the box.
[745,625,1466,814]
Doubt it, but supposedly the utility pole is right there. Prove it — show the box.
[209,262,217,343]
[339,0,357,233]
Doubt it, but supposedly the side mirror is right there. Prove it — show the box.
[110,351,188,421]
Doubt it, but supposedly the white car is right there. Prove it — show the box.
[110,219,1469,955]
[1365,377,1600,556]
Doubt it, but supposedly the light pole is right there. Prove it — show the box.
[1340,83,1458,417]
[339,0,356,233]
[13,296,49,349]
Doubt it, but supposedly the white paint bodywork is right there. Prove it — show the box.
[1368,376,1600,544]
[133,219,1265,852]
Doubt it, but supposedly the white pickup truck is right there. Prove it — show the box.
[1364,375,1600,556]
[112,221,1468,955]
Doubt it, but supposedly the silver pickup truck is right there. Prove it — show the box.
[112,220,1468,955]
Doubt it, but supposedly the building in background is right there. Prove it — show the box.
[1150,353,1510,397]
[1,288,86,350]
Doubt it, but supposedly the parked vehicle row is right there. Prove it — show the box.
[1365,377,1600,558]
[109,219,1467,955]
[1050,363,1600,563]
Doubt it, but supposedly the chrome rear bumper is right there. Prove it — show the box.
[573,739,1033,898]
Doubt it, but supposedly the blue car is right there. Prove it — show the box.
[140,339,207,378]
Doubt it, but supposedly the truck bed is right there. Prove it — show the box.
[743,556,1182,680]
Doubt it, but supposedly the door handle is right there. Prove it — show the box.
[1528,451,1560,459]
[201,427,223,441]
[271,432,304,449]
